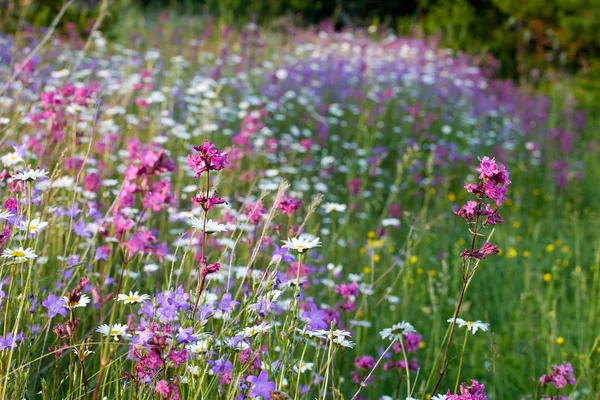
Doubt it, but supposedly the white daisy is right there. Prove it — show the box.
[0,210,13,220]
[96,323,129,341]
[381,218,400,227]
[1,247,37,261]
[117,291,151,304]
[186,340,210,354]
[332,337,355,348]
[294,360,314,373]
[431,395,448,400]
[1,152,23,167]
[281,236,322,253]
[12,169,49,181]
[63,294,91,309]
[379,321,416,341]
[19,217,48,235]
[186,365,200,375]
[313,329,354,348]
[323,203,346,213]
[188,217,227,234]
[447,318,490,334]
[240,323,272,337]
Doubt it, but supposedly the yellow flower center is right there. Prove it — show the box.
[28,225,37,232]
[65,299,78,307]
[11,250,25,258]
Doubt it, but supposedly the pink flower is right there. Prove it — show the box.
[278,194,303,217]
[187,141,228,177]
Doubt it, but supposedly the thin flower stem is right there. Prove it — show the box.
[350,339,396,400]
[431,277,468,396]
[399,336,412,398]
[192,170,210,320]
[454,329,469,393]
[431,200,483,396]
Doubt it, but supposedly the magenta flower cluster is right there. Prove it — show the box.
[187,141,229,177]
[539,362,576,389]
[455,156,510,260]
[446,380,488,400]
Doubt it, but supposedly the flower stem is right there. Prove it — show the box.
[431,278,468,396]
[399,336,412,398]
[350,339,396,400]
[454,329,469,393]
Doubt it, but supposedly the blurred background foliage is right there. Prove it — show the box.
[1,0,600,108]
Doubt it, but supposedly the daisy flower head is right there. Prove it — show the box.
[0,210,12,220]
[1,247,37,262]
[447,318,490,334]
[117,291,151,304]
[12,168,48,182]
[379,321,416,341]
[1,152,23,167]
[282,236,322,253]
[189,217,227,234]
[62,294,91,309]
[186,340,210,354]
[323,203,346,213]
[294,360,314,373]
[96,323,129,341]
[19,217,48,235]
[240,323,272,338]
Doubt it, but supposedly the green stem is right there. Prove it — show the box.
[454,329,469,393]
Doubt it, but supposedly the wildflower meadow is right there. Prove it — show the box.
[0,6,598,400]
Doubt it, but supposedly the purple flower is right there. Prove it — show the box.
[302,303,328,331]
[247,370,276,399]
[271,244,294,264]
[218,293,239,314]
[177,327,198,344]
[0,332,23,351]
[42,294,67,319]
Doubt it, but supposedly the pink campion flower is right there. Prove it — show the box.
[446,380,488,400]
[393,331,422,353]
[201,262,221,277]
[467,242,500,260]
[454,201,479,220]
[483,180,508,206]
[476,156,499,179]
[244,201,266,224]
[335,282,359,300]
[191,191,226,211]
[278,194,303,217]
[138,149,175,177]
[483,205,504,226]
[187,141,228,177]
[354,355,376,369]
[389,203,401,218]
[540,362,576,389]
[143,181,172,211]
[83,172,101,192]
[348,178,361,195]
